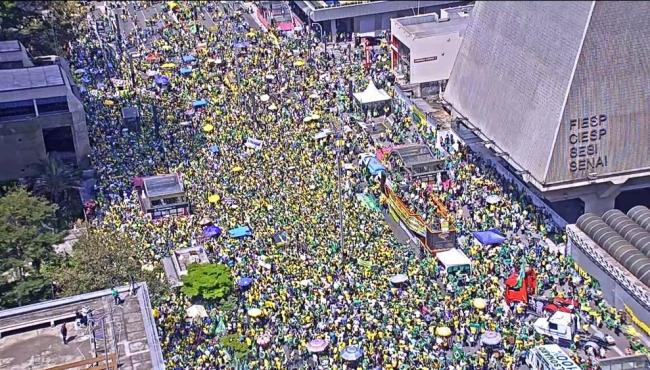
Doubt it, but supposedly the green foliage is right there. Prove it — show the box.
[219,334,251,360]
[44,226,169,298]
[29,155,81,222]
[220,295,238,313]
[0,188,63,308]
[0,1,83,56]
[181,263,233,301]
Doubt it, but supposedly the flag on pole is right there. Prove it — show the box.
[513,261,526,290]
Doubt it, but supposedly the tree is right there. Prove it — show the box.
[0,188,63,308]
[219,334,251,360]
[0,1,83,56]
[181,263,233,301]
[44,226,168,299]
[30,154,80,205]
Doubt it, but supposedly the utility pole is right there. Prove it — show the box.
[114,10,136,89]
[330,116,344,252]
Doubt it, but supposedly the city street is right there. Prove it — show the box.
[69,2,649,369]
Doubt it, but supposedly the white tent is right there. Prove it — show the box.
[353,79,391,105]
[436,248,472,273]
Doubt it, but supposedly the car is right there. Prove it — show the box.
[543,303,574,314]
[553,297,581,310]
[589,331,615,347]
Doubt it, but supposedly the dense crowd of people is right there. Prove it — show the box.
[67,1,645,369]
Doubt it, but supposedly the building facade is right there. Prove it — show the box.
[292,0,468,40]
[567,206,650,325]
[0,64,89,181]
[0,40,34,69]
[390,5,472,94]
[443,1,650,216]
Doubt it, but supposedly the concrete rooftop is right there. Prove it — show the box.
[0,284,163,370]
[0,65,65,92]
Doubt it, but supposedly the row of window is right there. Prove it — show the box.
[0,96,69,121]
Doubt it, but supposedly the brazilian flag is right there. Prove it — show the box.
[513,260,527,290]
[453,344,465,361]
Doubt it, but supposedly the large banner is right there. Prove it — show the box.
[384,187,428,237]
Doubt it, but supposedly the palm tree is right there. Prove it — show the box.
[30,154,80,206]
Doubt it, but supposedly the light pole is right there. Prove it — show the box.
[309,13,326,58]
[330,116,344,251]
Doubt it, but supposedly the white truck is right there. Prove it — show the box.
[526,344,581,370]
[533,311,580,345]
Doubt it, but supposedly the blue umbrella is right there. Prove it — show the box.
[155,75,170,85]
[238,277,254,288]
[228,226,252,238]
[203,225,222,238]
[341,346,363,361]
[209,144,220,154]
[193,99,208,108]
[233,41,249,49]
[472,229,506,246]
[182,55,196,62]
[180,66,193,75]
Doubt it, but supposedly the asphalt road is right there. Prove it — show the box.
[86,0,650,364]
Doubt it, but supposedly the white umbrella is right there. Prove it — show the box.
[265,74,275,80]
[486,195,501,204]
[480,331,502,346]
[260,94,270,102]
[389,274,408,284]
[74,68,86,75]
[146,69,159,77]
[186,304,208,319]
[307,339,329,353]
[268,104,278,111]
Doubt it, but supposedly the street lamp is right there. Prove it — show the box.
[308,12,326,57]
[329,116,344,252]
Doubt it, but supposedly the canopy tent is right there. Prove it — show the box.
[472,228,506,246]
[436,248,472,274]
[193,99,208,108]
[353,79,391,105]
[360,155,387,176]
[229,226,253,238]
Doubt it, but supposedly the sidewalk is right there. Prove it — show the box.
[240,3,268,31]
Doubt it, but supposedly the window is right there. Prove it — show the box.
[43,126,75,153]
[0,99,36,121]
[0,61,24,69]
[36,96,69,114]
